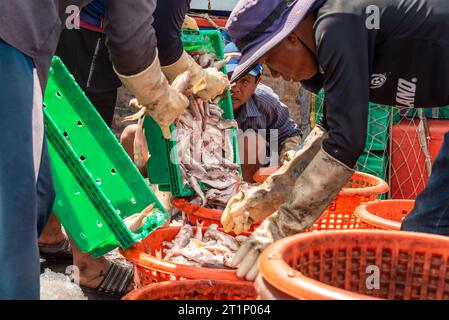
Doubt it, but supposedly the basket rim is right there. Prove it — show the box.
[253,168,389,197]
[171,197,222,220]
[354,199,415,231]
[122,279,254,300]
[259,230,449,300]
[120,226,250,282]
[338,171,389,197]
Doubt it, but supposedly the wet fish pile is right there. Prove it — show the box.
[158,223,247,269]
[174,52,241,209]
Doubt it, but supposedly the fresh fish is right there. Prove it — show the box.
[189,176,206,205]
[203,224,240,251]
[195,221,204,240]
[235,236,249,243]
[200,178,236,190]
[173,224,194,248]
[133,116,150,168]
[198,53,217,68]
[123,203,156,233]
[212,56,231,71]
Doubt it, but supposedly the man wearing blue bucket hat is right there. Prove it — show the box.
[221,0,449,280]
[224,42,302,181]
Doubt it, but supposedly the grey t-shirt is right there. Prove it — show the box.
[301,0,449,167]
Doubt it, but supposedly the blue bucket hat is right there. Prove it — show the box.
[226,0,324,82]
[224,42,263,77]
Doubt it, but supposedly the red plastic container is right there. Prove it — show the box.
[120,226,250,288]
[391,119,448,199]
[123,280,256,300]
[258,230,449,300]
[354,200,415,230]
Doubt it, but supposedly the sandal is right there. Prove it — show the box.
[78,263,134,300]
[39,237,73,263]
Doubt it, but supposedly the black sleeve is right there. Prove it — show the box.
[104,0,157,75]
[315,13,371,168]
[153,0,190,66]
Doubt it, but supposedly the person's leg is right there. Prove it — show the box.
[238,130,268,183]
[55,28,121,127]
[0,39,54,299]
[401,131,449,235]
[120,124,148,177]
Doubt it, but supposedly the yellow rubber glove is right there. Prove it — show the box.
[162,51,230,101]
[116,54,189,139]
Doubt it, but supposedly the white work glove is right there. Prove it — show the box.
[279,135,302,165]
[115,53,189,139]
[221,125,328,234]
[232,148,355,281]
[162,51,230,101]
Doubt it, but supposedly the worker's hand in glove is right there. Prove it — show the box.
[280,150,296,165]
[193,67,230,101]
[162,51,230,101]
[116,54,190,139]
[221,186,271,234]
[230,219,277,281]
[279,135,302,165]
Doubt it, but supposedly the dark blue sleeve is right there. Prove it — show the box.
[153,0,190,66]
[315,12,370,167]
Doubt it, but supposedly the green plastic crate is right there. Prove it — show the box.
[44,57,168,257]
[145,29,241,197]
[395,105,449,121]
[313,90,390,151]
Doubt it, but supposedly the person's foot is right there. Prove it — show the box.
[70,239,134,293]
[38,212,66,246]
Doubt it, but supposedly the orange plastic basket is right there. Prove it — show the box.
[120,226,250,288]
[258,230,449,300]
[171,197,261,230]
[354,200,415,230]
[253,166,281,184]
[172,197,223,227]
[309,172,388,231]
[122,279,256,300]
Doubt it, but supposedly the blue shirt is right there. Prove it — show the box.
[80,0,108,28]
[234,83,302,155]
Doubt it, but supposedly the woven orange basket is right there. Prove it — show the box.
[122,279,256,300]
[120,226,250,288]
[258,230,449,300]
[171,197,261,230]
[354,200,415,230]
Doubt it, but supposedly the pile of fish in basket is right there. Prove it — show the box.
[123,50,252,275]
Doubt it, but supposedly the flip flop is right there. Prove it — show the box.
[78,263,134,300]
[39,237,73,263]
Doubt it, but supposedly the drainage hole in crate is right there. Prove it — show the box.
[63,131,69,138]
[73,190,80,195]
[111,169,117,175]
[77,120,83,127]
[43,103,47,108]
[80,155,86,162]
[79,232,87,239]
[116,209,121,215]
[56,91,62,98]
[130,198,136,204]
[96,221,103,228]
[96,178,102,185]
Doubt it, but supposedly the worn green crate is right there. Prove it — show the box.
[313,90,390,151]
[44,57,168,257]
[395,105,449,121]
[145,29,240,197]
